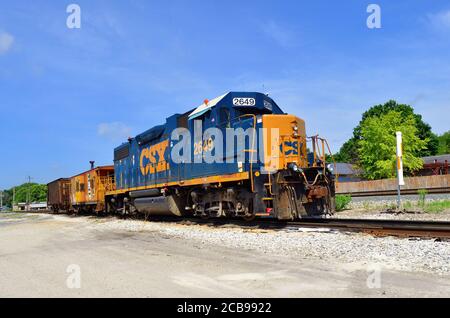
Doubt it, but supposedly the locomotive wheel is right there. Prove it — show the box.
[242,201,255,221]
[242,213,256,222]
[200,213,210,220]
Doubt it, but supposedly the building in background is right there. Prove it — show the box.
[332,163,362,182]
[417,154,449,176]
[13,202,48,212]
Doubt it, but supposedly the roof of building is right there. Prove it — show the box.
[422,154,450,164]
[332,163,362,176]
[30,203,47,208]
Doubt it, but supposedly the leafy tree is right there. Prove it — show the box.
[2,183,47,207]
[358,110,427,180]
[437,131,450,155]
[1,190,11,208]
[334,139,358,163]
[335,100,438,163]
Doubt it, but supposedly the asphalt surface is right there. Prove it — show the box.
[0,212,449,298]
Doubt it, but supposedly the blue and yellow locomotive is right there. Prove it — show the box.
[105,92,335,220]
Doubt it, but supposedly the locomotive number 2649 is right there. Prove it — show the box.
[233,97,256,106]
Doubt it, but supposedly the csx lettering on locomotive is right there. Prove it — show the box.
[140,139,170,175]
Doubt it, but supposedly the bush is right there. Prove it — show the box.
[417,189,428,207]
[335,195,352,212]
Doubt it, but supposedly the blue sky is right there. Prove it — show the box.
[0,0,449,188]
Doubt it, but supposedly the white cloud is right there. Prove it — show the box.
[97,122,132,141]
[427,10,450,30]
[0,31,14,54]
[260,21,295,48]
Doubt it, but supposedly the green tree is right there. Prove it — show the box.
[2,183,47,207]
[358,110,427,180]
[334,139,358,163]
[335,100,438,163]
[437,131,450,155]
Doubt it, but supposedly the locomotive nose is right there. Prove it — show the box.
[261,114,308,172]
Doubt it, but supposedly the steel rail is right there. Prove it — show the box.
[286,218,450,239]
[172,217,450,240]
[336,187,450,197]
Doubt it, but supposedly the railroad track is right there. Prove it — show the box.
[174,217,450,240]
[286,218,450,240]
[336,187,450,197]
[29,211,450,240]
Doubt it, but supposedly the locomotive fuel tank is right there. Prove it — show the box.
[131,190,185,216]
[133,196,174,216]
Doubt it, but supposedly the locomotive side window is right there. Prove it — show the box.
[219,108,231,128]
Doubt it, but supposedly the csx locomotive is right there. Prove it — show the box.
[48,92,336,220]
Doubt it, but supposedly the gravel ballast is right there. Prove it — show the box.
[77,216,450,276]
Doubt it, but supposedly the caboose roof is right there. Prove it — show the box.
[70,165,114,178]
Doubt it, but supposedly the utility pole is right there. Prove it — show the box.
[396,132,405,210]
[27,176,33,211]
[12,187,15,211]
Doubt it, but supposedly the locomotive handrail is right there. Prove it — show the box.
[99,176,116,192]
[306,135,339,186]
[238,114,257,193]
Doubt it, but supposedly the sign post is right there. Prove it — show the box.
[396,132,405,210]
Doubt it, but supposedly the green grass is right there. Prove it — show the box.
[335,195,352,212]
[423,200,450,213]
[417,189,428,208]
[362,201,373,210]
[403,201,413,210]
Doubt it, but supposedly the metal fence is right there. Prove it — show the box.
[336,174,450,196]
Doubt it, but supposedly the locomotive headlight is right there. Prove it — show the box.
[288,163,299,172]
[327,164,334,172]
[293,126,298,131]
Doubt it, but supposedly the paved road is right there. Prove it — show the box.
[0,213,449,297]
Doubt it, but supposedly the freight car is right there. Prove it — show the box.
[69,163,115,213]
[47,178,71,212]
[104,92,336,220]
